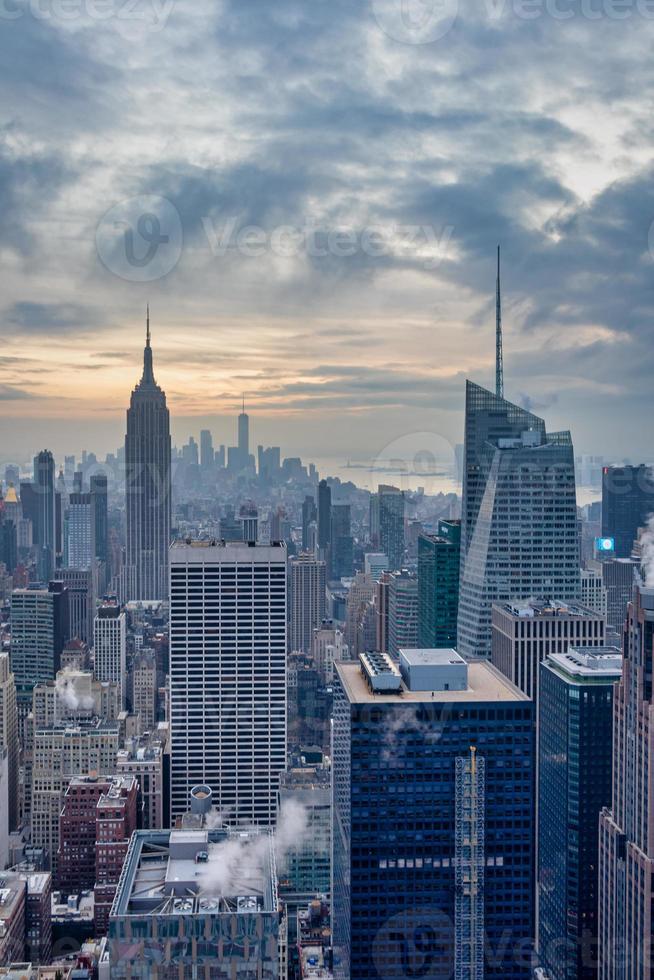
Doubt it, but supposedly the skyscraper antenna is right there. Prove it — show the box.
[242,393,245,414]
[495,245,504,399]
[146,304,151,348]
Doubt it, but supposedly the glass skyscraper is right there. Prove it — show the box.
[458,381,580,658]
[332,653,534,979]
[538,647,621,980]
[378,484,405,572]
[601,463,654,558]
[417,519,461,648]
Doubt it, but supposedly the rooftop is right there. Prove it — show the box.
[336,659,529,705]
[547,646,623,681]
[111,828,277,919]
[495,597,602,619]
[399,648,464,667]
[170,540,286,564]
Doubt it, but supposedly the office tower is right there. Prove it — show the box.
[364,551,389,580]
[239,502,259,543]
[90,473,108,564]
[169,540,287,823]
[238,396,249,461]
[10,582,69,700]
[108,825,280,979]
[0,513,17,575]
[0,747,9,869]
[311,621,348,683]
[375,571,392,652]
[602,464,654,558]
[130,648,157,733]
[116,730,168,830]
[458,381,580,659]
[31,717,120,874]
[598,576,654,978]
[215,443,226,469]
[67,491,95,569]
[0,654,19,832]
[199,428,214,471]
[278,766,331,900]
[220,504,243,541]
[388,569,419,656]
[94,605,127,707]
[0,875,26,965]
[580,564,608,617]
[332,651,534,979]
[289,555,327,654]
[33,450,56,582]
[369,492,380,548]
[317,479,331,555]
[54,567,95,643]
[21,871,52,964]
[344,571,375,654]
[330,503,353,579]
[588,556,638,633]
[491,598,605,705]
[94,775,139,934]
[125,316,171,602]
[417,519,461,649]
[378,484,405,570]
[539,647,621,980]
[301,495,317,552]
[57,774,128,891]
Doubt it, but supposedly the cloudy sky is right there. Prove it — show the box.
[1,0,653,466]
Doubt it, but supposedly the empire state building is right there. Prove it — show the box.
[124,312,171,602]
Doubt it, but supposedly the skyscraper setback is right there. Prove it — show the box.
[124,315,171,602]
[458,381,580,658]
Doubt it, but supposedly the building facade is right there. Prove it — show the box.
[539,648,621,980]
[388,570,418,657]
[94,605,127,707]
[601,464,654,558]
[417,520,461,649]
[332,653,534,979]
[598,577,654,978]
[458,381,580,658]
[491,598,606,706]
[169,541,287,824]
[124,320,171,603]
[289,555,327,654]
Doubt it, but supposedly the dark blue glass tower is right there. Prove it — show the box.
[332,654,535,979]
[538,648,621,979]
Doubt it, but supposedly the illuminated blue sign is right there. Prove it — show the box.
[595,537,615,552]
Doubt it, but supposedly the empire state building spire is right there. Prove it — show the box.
[141,305,156,386]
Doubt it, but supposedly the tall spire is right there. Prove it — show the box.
[141,306,155,386]
[495,244,504,400]
[242,393,245,415]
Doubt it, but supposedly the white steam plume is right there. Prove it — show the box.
[197,798,309,897]
[639,516,654,587]
[54,668,95,713]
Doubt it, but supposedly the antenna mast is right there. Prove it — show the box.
[495,245,504,399]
